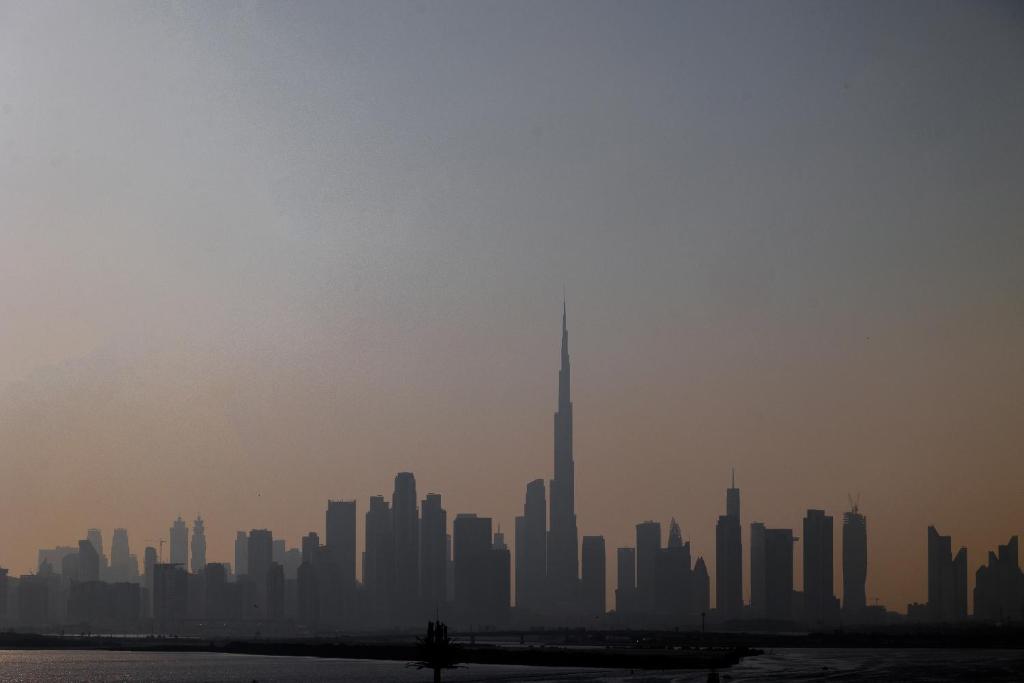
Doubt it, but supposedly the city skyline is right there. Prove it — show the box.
[1,0,1022,619]
[4,303,1020,621]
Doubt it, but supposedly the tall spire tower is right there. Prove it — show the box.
[548,298,579,604]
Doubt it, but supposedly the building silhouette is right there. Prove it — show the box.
[927,526,967,622]
[234,531,248,577]
[803,509,837,627]
[693,556,710,616]
[392,472,419,622]
[420,493,447,610]
[635,521,661,614]
[974,536,1023,623]
[169,517,188,568]
[616,547,637,614]
[750,522,766,618]
[325,499,357,615]
[514,478,547,613]
[547,301,579,608]
[78,539,100,583]
[454,513,507,626]
[191,516,206,575]
[580,535,606,618]
[764,528,795,621]
[364,494,394,623]
[247,529,273,617]
[655,519,692,621]
[153,563,188,632]
[715,472,743,621]
[842,505,867,616]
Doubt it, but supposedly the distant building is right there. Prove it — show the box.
[693,557,710,615]
[764,528,795,621]
[364,495,394,622]
[514,479,547,612]
[453,513,507,626]
[234,531,248,577]
[974,536,1023,623]
[927,526,967,622]
[392,473,419,622]
[110,528,133,582]
[203,563,229,620]
[635,521,661,613]
[153,563,188,632]
[267,562,285,621]
[78,539,100,582]
[87,529,107,574]
[655,519,691,621]
[325,500,357,613]
[803,509,837,627]
[715,472,742,621]
[37,546,77,575]
[170,517,189,569]
[615,547,637,614]
[301,532,320,565]
[842,507,867,616]
[581,535,606,618]
[420,493,447,609]
[248,529,274,616]
[191,517,207,574]
[750,522,767,618]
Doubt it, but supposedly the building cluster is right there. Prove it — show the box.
[0,305,1021,634]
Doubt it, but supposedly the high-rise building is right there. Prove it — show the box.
[927,526,967,622]
[420,493,447,608]
[842,506,867,615]
[616,547,636,614]
[203,562,229,619]
[693,556,710,615]
[548,301,579,605]
[453,513,507,626]
[514,479,546,611]
[750,522,767,618]
[153,563,188,631]
[581,535,606,618]
[635,521,661,613]
[143,546,157,616]
[326,500,357,608]
[364,495,394,620]
[191,516,207,575]
[78,539,100,582]
[301,532,320,565]
[248,529,273,616]
[715,473,743,621]
[267,562,285,621]
[974,536,1023,622]
[392,473,419,619]
[655,519,692,620]
[764,528,794,621]
[110,528,133,583]
[234,531,248,577]
[170,517,189,569]
[803,509,835,626]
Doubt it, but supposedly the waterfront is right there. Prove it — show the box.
[2,648,1024,682]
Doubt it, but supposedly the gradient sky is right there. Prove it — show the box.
[1,1,1022,612]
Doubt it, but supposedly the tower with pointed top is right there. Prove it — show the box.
[547,299,579,607]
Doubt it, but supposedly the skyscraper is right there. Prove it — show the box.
[616,547,637,614]
[635,521,661,614]
[325,499,357,608]
[302,532,320,565]
[110,528,131,582]
[364,494,394,621]
[548,301,579,603]
[514,479,546,611]
[927,526,967,622]
[191,516,206,575]
[750,522,767,618]
[78,538,100,582]
[974,536,1023,622]
[803,509,835,626]
[247,529,273,616]
[693,556,710,615]
[764,528,795,621]
[581,535,606,618]
[234,531,248,577]
[655,519,692,620]
[842,506,867,615]
[453,513,507,626]
[87,528,108,576]
[392,472,419,619]
[715,473,743,620]
[420,493,447,608]
[170,517,189,569]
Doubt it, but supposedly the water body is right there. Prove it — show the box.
[1,648,1022,681]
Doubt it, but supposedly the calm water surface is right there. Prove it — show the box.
[1,648,1023,681]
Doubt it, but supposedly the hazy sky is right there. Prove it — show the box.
[1,1,1022,611]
